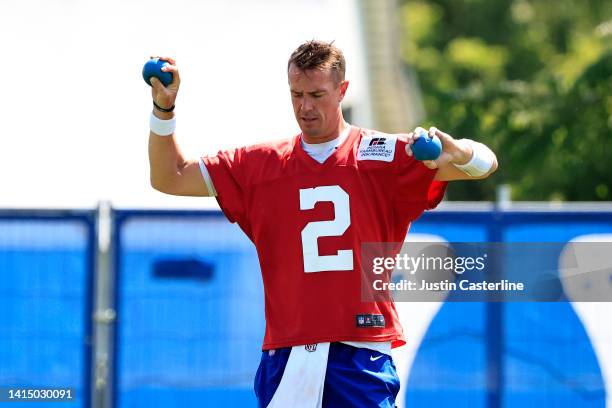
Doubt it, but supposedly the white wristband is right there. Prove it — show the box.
[149,112,176,136]
[452,140,495,177]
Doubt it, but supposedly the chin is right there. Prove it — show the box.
[300,126,321,138]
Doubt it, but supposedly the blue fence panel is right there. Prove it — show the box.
[0,212,94,408]
[404,212,491,407]
[498,213,612,408]
[2,208,610,407]
[403,211,612,408]
[114,211,264,408]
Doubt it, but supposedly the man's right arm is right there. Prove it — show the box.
[147,57,212,197]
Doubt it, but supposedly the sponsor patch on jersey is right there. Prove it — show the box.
[357,133,397,162]
[356,314,385,328]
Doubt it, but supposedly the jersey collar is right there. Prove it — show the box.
[293,125,360,169]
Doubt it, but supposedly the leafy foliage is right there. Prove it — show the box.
[400,0,612,200]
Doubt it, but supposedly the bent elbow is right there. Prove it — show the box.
[150,176,173,194]
[150,179,164,193]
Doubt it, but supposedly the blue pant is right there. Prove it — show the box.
[255,342,400,408]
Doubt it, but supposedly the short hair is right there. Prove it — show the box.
[288,40,346,84]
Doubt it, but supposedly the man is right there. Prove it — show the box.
[147,41,497,408]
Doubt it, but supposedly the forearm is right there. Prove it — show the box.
[148,126,186,192]
[435,139,498,181]
[147,110,211,196]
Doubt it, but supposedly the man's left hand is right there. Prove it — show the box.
[404,127,473,170]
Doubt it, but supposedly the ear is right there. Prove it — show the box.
[339,80,349,101]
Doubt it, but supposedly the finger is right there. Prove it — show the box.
[405,144,413,157]
[414,126,427,137]
[413,127,430,142]
[430,126,453,143]
[149,76,163,91]
[161,63,177,74]
[398,132,414,143]
[405,131,417,145]
[161,63,181,85]
[159,56,176,65]
[400,132,416,157]
[422,160,438,169]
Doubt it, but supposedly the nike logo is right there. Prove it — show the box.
[370,355,383,361]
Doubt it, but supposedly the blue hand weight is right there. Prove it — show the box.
[142,58,173,87]
[412,131,442,161]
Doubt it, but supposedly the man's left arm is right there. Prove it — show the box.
[405,127,498,181]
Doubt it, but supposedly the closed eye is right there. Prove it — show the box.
[291,91,326,98]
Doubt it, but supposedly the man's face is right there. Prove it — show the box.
[288,63,348,141]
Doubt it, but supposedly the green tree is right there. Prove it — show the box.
[400,0,612,200]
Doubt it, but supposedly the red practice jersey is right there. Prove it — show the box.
[202,126,447,350]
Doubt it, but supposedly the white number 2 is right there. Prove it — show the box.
[299,185,353,273]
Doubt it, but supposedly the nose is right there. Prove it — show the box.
[300,96,314,112]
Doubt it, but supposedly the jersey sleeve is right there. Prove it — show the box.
[201,148,249,226]
[394,138,447,222]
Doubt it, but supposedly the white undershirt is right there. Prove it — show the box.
[198,124,392,355]
[300,123,351,163]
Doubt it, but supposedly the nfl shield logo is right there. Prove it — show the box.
[358,316,365,325]
[305,344,317,352]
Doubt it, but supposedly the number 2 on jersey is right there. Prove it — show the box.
[299,185,353,272]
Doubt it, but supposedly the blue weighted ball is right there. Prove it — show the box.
[412,131,442,161]
[142,58,173,87]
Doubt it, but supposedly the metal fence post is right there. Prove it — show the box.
[91,201,116,408]
[486,198,507,408]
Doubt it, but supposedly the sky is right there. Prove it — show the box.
[0,0,368,208]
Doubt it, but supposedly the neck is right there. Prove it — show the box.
[302,119,347,144]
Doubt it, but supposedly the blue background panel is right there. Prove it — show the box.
[0,218,92,408]
[403,212,612,407]
[115,214,264,408]
[3,210,609,407]
[405,302,488,408]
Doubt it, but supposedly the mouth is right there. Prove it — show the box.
[301,117,318,124]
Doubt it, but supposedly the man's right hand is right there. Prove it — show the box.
[150,56,180,118]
